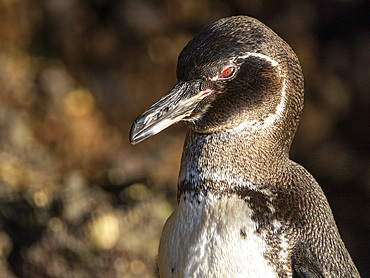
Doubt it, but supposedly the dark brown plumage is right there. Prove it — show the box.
[130,15,360,277]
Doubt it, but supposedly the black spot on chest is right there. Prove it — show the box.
[240,228,247,239]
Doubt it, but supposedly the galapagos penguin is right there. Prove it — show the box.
[130,15,360,278]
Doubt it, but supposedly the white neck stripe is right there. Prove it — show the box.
[230,52,287,132]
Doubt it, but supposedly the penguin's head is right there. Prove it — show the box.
[130,16,304,145]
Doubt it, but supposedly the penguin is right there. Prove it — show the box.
[130,15,360,278]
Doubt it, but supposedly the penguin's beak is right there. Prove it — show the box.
[130,80,212,145]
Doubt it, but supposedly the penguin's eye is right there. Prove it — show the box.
[221,66,235,79]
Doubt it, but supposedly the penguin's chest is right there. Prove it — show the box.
[158,193,284,278]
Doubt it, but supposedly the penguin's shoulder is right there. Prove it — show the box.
[282,161,360,277]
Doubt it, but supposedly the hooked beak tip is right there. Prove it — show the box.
[129,118,148,145]
[129,135,137,145]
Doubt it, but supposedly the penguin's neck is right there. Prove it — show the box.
[178,128,289,200]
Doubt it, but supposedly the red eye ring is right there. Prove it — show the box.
[221,66,235,78]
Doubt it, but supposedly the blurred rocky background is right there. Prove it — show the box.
[0,0,368,277]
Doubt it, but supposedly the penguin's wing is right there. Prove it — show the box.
[291,243,324,278]
[292,267,322,278]
[288,163,360,277]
